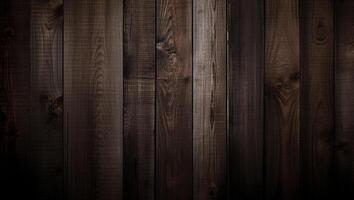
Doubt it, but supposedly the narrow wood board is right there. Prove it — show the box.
[123,0,155,199]
[193,0,227,199]
[30,0,64,199]
[156,0,193,199]
[300,0,334,198]
[265,0,300,199]
[334,0,354,198]
[228,0,264,199]
[64,0,123,199]
[0,0,32,198]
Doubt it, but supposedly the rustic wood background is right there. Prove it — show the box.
[0,0,353,199]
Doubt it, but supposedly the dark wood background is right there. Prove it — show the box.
[0,0,353,199]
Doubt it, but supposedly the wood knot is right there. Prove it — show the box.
[3,27,15,40]
[50,96,63,117]
[0,26,15,46]
[156,41,177,65]
[313,19,328,45]
[46,3,63,30]
[208,183,217,200]
[276,72,299,90]
[40,93,63,125]
[347,42,354,55]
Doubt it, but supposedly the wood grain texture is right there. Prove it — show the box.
[228,0,264,199]
[123,0,155,199]
[335,0,354,198]
[156,0,193,199]
[193,0,227,199]
[265,0,300,199]
[4,1,354,199]
[0,0,32,198]
[64,0,123,199]
[300,0,334,198]
[30,1,63,199]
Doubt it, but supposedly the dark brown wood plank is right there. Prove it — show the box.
[265,0,300,199]
[335,0,354,198]
[193,0,227,199]
[156,0,193,199]
[299,0,334,198]
[228,0,264,199]
[64,0,123,199]
[30,0,63,199]
[0,0,32,198]
[123,0,155,199]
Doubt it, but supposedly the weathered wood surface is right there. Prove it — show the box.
[265,0,300,199]
[1,1,354,199]
[30,0,63,199]
[156,0,193,199]
[64,0,123,199]
[300,0,334,198]
[193,0,227,199]
[335,0,354,198]
[123,0,155,199]
[0,0,31,198]
[228,0,264,199]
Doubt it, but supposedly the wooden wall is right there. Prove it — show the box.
[1,0,353,199]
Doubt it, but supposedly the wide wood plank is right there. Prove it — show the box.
[193,0,227,199]
[30,1,63,199]
[265,0,300,199]
[64,0,123,199]
[156,0,193,199]
[334,0,354,198]
[299,0,334,198]
[228,0,264,199]
[0,0,32,198]
[123,0,155,199]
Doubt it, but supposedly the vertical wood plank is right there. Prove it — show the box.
[64,0,123,199]
[30,1,63,199]
[156,0,193,199]
[228,0,264,199]
[123,0,155,199]
[0,0,31,198]
[265,0,300,199]
[335,0,354,198]
[193,0,227,199]
[300,0,334,198]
